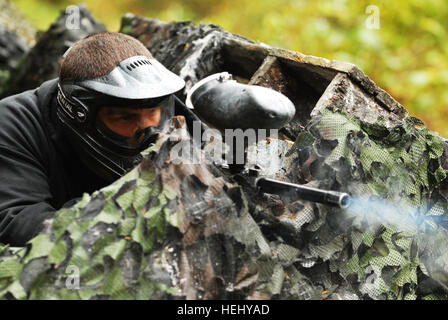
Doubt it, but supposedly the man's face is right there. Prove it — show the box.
[97,107,162,138]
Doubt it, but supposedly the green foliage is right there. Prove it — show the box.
[13,0,448,137]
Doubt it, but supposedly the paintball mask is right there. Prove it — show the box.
[57,55,185,182]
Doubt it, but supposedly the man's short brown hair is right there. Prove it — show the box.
[60,32,153,82]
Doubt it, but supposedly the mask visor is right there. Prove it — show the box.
[94,95,174,153]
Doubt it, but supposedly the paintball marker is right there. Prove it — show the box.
[254,175,351,209]
[186,72,351,209]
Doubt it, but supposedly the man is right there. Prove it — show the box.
[0,32,189,246]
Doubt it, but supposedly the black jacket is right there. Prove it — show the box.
[0,79,107,246]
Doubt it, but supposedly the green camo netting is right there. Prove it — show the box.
[283,108,448,300]
[0,109,448,300]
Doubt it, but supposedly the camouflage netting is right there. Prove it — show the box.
[1,105,448,300]
[281,107,448,300]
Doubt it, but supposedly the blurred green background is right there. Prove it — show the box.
[13,0,448,137]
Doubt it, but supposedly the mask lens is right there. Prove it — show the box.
[95,95,174,150]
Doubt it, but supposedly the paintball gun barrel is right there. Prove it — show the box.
[255,177,351,209]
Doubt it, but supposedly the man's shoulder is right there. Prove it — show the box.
[0,78,58,116]
[0,79,58,151]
